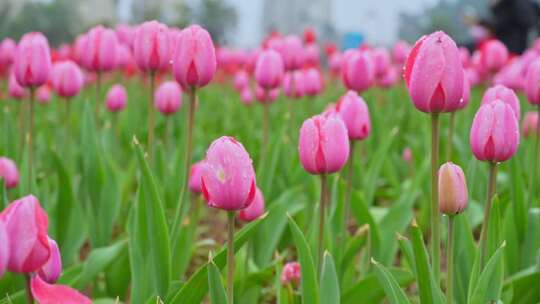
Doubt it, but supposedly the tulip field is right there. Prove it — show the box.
[1,22,540,304]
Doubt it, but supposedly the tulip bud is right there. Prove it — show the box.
[377,66,399,88]
[38,237,62,283]
[480,39,508,72]
[234,70,249,91]
[200,136,256,211]
[14,32,52,87]
[303,28,316,44]
[470,100,520,162]
[0,221,9,277]
[438,162,468,215]
[392,41,411,65]
[304,43,320,67]
[133,21,170,72]
[254,50,284,90]
[8,72,27,99]
[83,25,118,72]
[281,262,301,285]
[459,47,471,67]
[371,47,391,77]
[0,157,19,189]
[279,35,305,71]
[51,60,84,98]
[525,59,540,105]
[283,71,305,98]
[402,147,413,163]
[31,276,92,304]
[0,38,16,73]
[238,187,265,222]
[341,50,374,93]
[240,87,254,105]
[115,24,134,47]
[299,114,350,174]
[404,31,464,113]
[172,25,217,89]
[481,85,520,120]
[105,84,127,112]
[255,85,280,103]
[188,161,204,194]
[154,81,182,116]
[522,111,539,139]
[36,86,51,104]
[329,52,342,76]
[303,68,323,96]
[0,195,50,273]
[335,91,371,140]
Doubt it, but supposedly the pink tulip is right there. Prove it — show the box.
[115,24,135,47]
[481,85,520,120]
[392,41,411,65]
[0,195,50,273]
[38,237,62,283]
[438,162,468,215]
[13,32,52,87]
[115,44,132,69]
[200,136,256,211]
[342,50,374,93]
[238,187,265,222]
[234,70,249,91]
[280,35,305,71]
[304,43,320,66]
[335,91,371,140]
[493,59,525,91]
[299,114,350,174]
[371,47,391,77]
[255,85,280,103]
[254,49,284,90]
[36,85,51,104]
[329,52,342,76]
[481,39,508,72]
[402,147,413,163]
[8,72,27,99]
[72,35,87,65]
[83,25,118,72]
[133,21,170,72]
[51,60,84,98]
[459,76,471,111]
[459,47,471,67]
[377,66,399,88]
[303,68,323,96]
[525,59,540,105]
[188,161,204,194]
[404,31,464,113]
[154,81,182,116]
[31,275,91,304]
[105,84,127,112]
[283,71,305,98]
[172,25,217,89]
[0,157,19,189]
[240,87,254,105]
[0,38,16,72]
[281,262,301,285]
[0,221,8,277]
[470,100,520,162]
[522,111,539,138]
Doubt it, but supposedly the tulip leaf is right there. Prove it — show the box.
[207,255,227,304]
[320,252,340,304]
[372,258,411,304]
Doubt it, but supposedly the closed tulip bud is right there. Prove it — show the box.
[335,91,371,140]
[342,50,374,93]
[188,161,204,194]
[392,41,411,65]
[115,44,132,69]
[522,111,539,138]
[172,25,217,89]
[280,35,305,71]
[299,114,350,174]
[0,157,19,189]
[304,43,320,67]
[0,38,16,72]
[0,221,8,278]
[154,81,182,116]
[133,21,170,72]
[525,59,540,105]
[481,85,520,120]
[470,100,520,162]
[481,39,508,72]
[115,24,134,47]
[304,68,324,96]
[83,25,118,72]
[14,32,52,87]
[105,84,127,112]
[371,47,391,77]
[31,276,92,304]
[493,60,525,91]
[404,31,464,113]
[283,71,305,98]
[0,195,50,273]
[459,47,471,67]
[234,70,249,91]
[402,147,413,163]
[438,162,468,215]
[36,85,51,104]
[377,66,399,88]
[38,237,62,283]
[51,61,84,98]
[457,76,471,111]
[255,85,280,103]
[240,87,254,105]
[254,49,284,90]
[238,187,265,222]
[8,72,27,99]
[329,52,342,76]
[200,136,257,211]
[281,262,301,285]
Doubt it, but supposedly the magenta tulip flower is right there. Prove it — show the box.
[377,66,399,88]
[234,70,249,91]
[392,41,411,65]
[481,84,520,120]
[329,52,342,76]
[36,85,51,104]
[404,31,464,113]
[335,91,371,140]
[438,162,468,215]
[280,35,305,71]
[281,262,301,285]
[115,24,135,47]
[303,68,323,97]
[38,237,62,284]
[0,221,8,278]
[82,25,118,72]
[8,71,27,99]
[238,187,265,222]
[105,84,127,113]
[51,60,84,98]
[188,161,204,194]
[172,25,217,89]
[304,43,320,67]
[255,85,280,103]
[480,39,508,73]
[0,38,16,73]
[523,111,539,138]
[240,87,254,105]
[0,195,50,273]
[154,81,182,116]
[470,100,520,162]
[13,32,51,88]
[254,49,284,90]
[402,147,413,163]
[133,21,170,72]
[525,59,540,105]
[0,157,19,189]
[371,47,391,77]
[342,50,374,93]
[31,276,91,304]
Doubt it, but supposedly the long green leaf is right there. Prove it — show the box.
[207,255,227,304]
[320,252,339,304]
[372,258,411,304]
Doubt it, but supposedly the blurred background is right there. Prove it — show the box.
[2,0,540,53]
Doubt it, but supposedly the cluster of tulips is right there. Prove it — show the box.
[0,15,540,303]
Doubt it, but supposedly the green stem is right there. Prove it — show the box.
[431,113,441,283]
[446,112,455,161]
[446,216,455,304]
[147,71,156,160]
[286,283,295,304]
[95,71,101,122]
[479,162,498,267]
[342,141,356,247]
[318,174,328,275]
[28,87,35,193]
[263,101,270,156]
[531,105,540,206]
[25,274,34,304]
[18,101,27,159]
[227,212,236,304]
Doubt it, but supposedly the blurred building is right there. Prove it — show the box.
[78,0,118,25]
